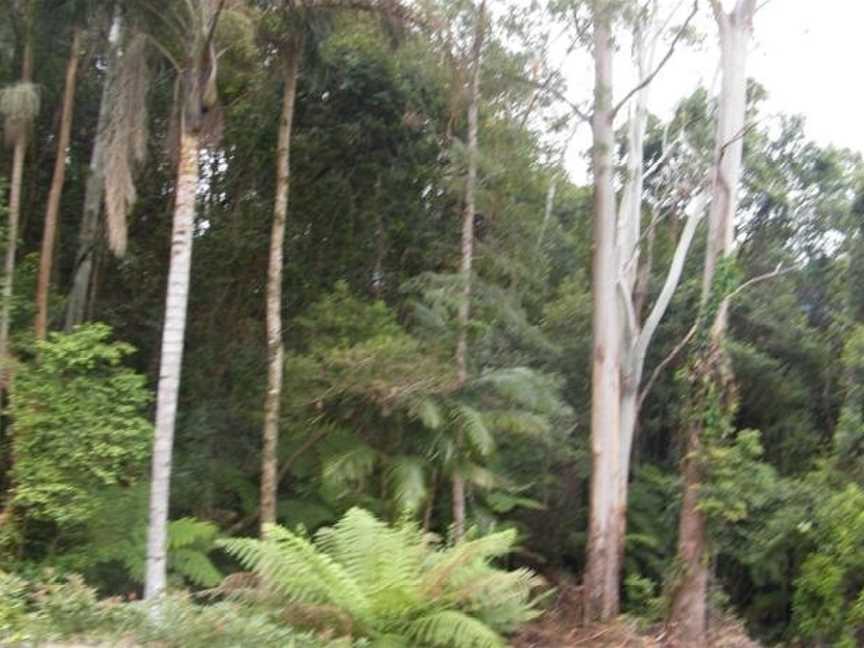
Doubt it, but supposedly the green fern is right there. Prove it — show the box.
[218,507,544,647]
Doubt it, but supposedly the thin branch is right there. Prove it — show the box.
[637,262,797,410]
[504,72,591,122]
[638,322,696,411]
[725,262,796,303]
[612,0,699,118]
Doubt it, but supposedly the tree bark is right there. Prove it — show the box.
[66,15,123,331]
[0,39,33,376]
[452,0,485,543]
[145,127,200,600]
[35,27,82,341]
[260,34,302,534]
[583,1,622,623]
[666,2,756,645]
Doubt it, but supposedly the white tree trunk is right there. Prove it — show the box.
[145,128,200,600]
[583,2,622,623]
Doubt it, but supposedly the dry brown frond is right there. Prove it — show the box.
[104,31,150,257]
[0,81,40,147]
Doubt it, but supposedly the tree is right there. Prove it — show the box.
[144,0,226,601]
[0,0,37,376]
[34,25,82,340]
[65,10,150,330]
[258,0,417,533]
[666,1,757,644]
[452,0,486,542]
[259,17,303,533]
[582,0,700,622]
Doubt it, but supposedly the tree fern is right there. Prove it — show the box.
[217,508,544,647]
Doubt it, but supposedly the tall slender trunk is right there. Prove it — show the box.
[452,0,485,544]
[666,2,755,645]
[583,2,622,623]
[260,35,302,534]
[145,127,200,600]
[35,27,82,341]
[66,15,123,331]
[0,40,33,377]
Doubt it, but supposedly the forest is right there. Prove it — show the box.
[0,0,862,646]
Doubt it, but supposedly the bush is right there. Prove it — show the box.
[0,571,330,647]
[220,507,546,647]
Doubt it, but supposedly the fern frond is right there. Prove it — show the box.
[387,456,428,513]
[422,530,517,597]
[452,404,494,457]
[219,525,372,621]
[168,517,219,549]
[412,398,444,430]
[171,547,222,587]
[404,610,505,648]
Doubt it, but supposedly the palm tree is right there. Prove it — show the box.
[142,0,227,601]
[0,0,38,377]
[65,7,150,330]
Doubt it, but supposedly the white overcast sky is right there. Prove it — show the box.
[561,0,864,179]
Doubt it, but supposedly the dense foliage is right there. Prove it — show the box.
[0,0,862,644]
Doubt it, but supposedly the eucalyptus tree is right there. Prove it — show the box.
[666,0,758,644]
[142,0,227,601]
[0,0,37,374]
[579,0,700,622]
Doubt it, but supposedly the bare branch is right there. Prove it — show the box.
[634,197,704,362]
[725,262,796,303]
[612,0,699,118]
[503,72,591,122]
[638,321,697,410]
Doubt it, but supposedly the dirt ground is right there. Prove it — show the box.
[512,581,762,648]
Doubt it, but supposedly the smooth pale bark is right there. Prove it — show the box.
[583,3,622,623]
[260,35,302,534]
[145,128,200,600]
[66,15,123,331]
[0,40,32,376]
[452,0,485,544]
[583,3,703,616]
[35,27,82,340]
[667,2,756,645]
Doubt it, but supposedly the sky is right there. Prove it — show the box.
[562,0,864,179]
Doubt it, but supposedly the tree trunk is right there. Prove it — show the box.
[583,2,622,623]
[260,35,302,534]
[452,0,485,543]
[66,15,123,331]
[144,127,200,600]
[0,40,33,377]
[35,27,82,341]
[666,2,755,644]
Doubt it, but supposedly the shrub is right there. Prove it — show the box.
[219,507,546,647]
